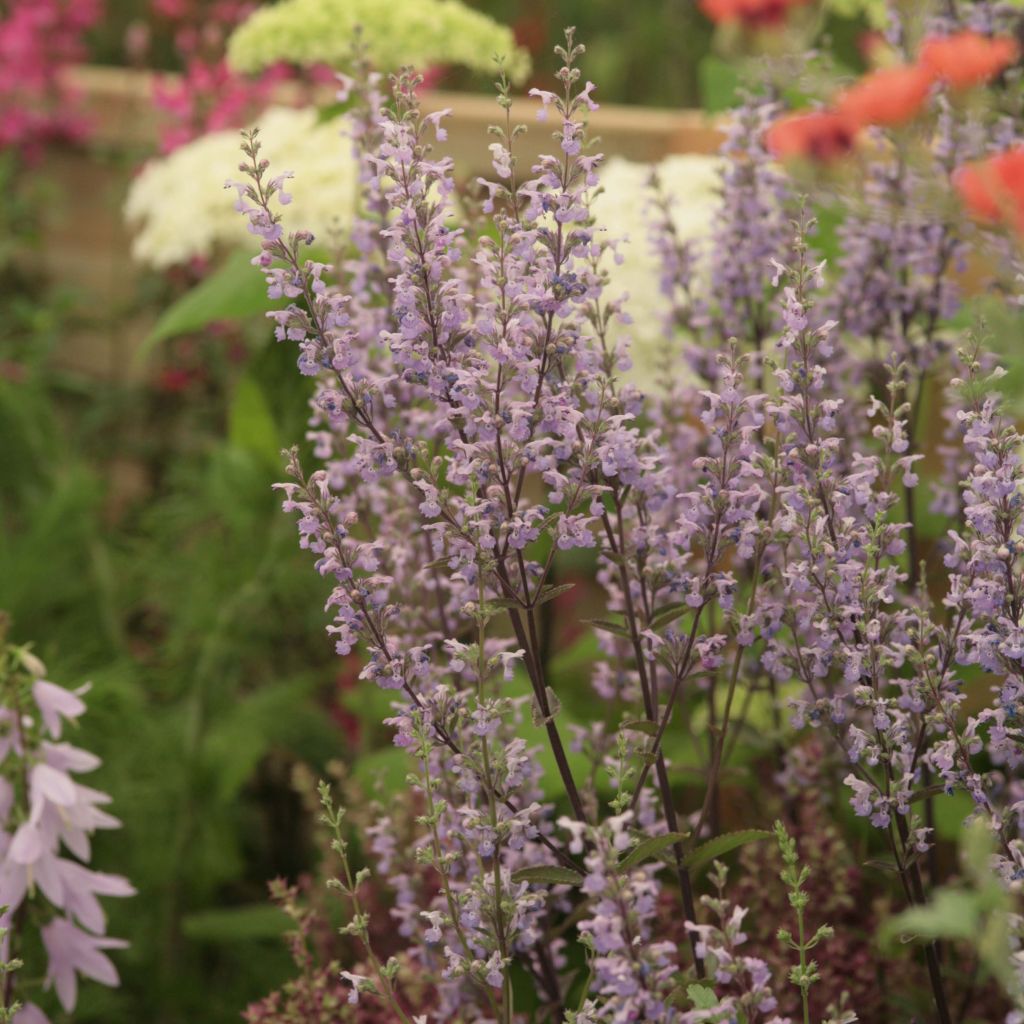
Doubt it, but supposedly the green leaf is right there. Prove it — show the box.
[584,618,631,640]
[879,889,981,945]
[908,784,947,805]
[863,858,900,874]
[933,790,973,842]
[683,829,771,874]
[621,719,658,736]
[647,602,690,631]
[511,865,585,886]
[698,54,740,113]
[138,249,277,360]
[508,958,542,1012]
[534,582,575,607]
[182,903,290,942]
[617,831,689,872]
[687,983,720,1010]
[228,373,279,467]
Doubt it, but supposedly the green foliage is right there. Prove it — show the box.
[699,55,741,113]
[139,250,279,359]
[1,306,346,1022]
[687,983,720,1010]
[511,865,586,886]
[881,821,1024,1008]
[684,829,771,875]
[774,820,835,1024]
[182,904,292,943]
[617,831,689,872]
[228,370,283,468]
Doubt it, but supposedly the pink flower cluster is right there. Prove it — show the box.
[0,657,133,1023]
[143,0,292,153]
[0,0,103,160]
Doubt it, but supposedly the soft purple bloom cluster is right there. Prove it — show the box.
[232,10,1024,1022]
[0,640,133,1023]
[700,92,793,355]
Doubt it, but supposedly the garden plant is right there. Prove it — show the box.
[218,1,1024,1020]
[7,0,1024,1022]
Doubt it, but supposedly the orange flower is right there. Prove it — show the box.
[699,0,810,28]
[835,64,934,128]
[765,110,858,163]
[920,31,1019,90]
[955,147,1024,233]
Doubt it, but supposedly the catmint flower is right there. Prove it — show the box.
[228,21,1024,1018]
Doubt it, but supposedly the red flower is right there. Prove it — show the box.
[765,110,858,163]
[954,147,1024,234]
[920,31,1019,90]
[699,0,810,28]
[156,367,195,394]
[835,64,934,128]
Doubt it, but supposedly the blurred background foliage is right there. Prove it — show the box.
[90,0,874,109]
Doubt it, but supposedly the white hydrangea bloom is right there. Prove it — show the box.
[124,106,358,269]
[592,153,723,391]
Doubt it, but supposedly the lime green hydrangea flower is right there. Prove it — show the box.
[227,0,531,83]
[823,0,887,29]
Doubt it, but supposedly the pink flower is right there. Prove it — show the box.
[0,654,131,1015]
[12,1003,49,1024]
[8,819,48,865]
[42,918,128,1013]
[40,741,100,775]
[5,823,63,911]
[38,782,121,862]
[31,681,86,739]
[57,861,135,933]
[29,763,76,810]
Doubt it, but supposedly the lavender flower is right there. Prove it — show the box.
[224,13,1024,1020]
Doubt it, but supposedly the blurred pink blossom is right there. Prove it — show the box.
[0,0,103,160]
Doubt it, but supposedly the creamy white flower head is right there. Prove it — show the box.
[592,153,724,392]
[124,106,358,270]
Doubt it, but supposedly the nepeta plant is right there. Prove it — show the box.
[230,5,1024,1021]
[773,821,833,1024]
[0,619,133,1024]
